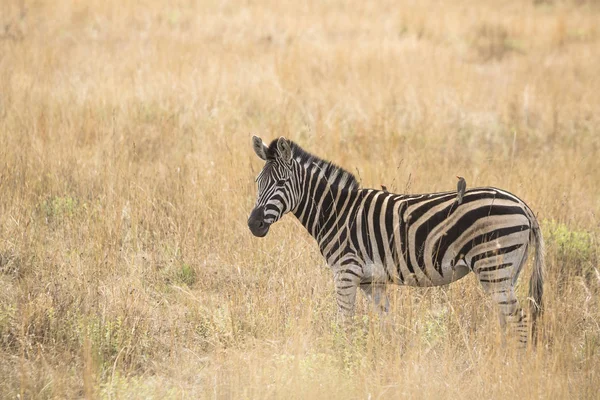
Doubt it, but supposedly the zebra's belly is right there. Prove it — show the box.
[400,259,472,287]
[361,258,471,287]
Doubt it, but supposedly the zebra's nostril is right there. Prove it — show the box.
[248,206,269,237]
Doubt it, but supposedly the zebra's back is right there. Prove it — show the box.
[347,187,535,287]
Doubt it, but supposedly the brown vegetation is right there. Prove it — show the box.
[1,0,599,398]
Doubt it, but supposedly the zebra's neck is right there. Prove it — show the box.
[291,158,359,251]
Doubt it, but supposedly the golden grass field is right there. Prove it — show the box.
[1,0,599,398]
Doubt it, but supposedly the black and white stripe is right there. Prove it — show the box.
[248,137,545,345]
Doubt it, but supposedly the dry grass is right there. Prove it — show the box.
[1,0,599,398]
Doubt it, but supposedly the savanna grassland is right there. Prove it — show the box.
[1,0,600,398]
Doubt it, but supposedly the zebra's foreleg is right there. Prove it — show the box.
[333,267,362,320]
[360,283,390,314]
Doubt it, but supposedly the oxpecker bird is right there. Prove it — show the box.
[456,176,466,204]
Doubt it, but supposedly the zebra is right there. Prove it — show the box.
[248,136,544,345]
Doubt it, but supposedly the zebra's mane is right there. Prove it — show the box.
[265,140,360,190]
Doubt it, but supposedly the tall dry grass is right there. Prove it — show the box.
[0,0,599,398]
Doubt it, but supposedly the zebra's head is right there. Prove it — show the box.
[248,136,298,237]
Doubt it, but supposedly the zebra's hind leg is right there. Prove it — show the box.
[479,280,529,347]
[360,283,390,314]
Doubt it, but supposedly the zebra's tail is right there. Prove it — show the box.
[528,218,545,343]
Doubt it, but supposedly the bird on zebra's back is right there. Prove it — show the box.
[456,176,467,205]
[248,136,545,347]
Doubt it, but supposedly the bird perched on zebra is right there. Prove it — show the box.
[248,137,544,346]
[456,176,467,204]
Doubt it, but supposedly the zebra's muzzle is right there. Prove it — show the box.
[248,206,270,237]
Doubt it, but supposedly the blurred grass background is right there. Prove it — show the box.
[0,0,599,398]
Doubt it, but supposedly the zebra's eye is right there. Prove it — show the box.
[276,179,286,186]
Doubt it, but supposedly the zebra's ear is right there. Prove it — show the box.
[252,135,268,161]
[277,137,292,163]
